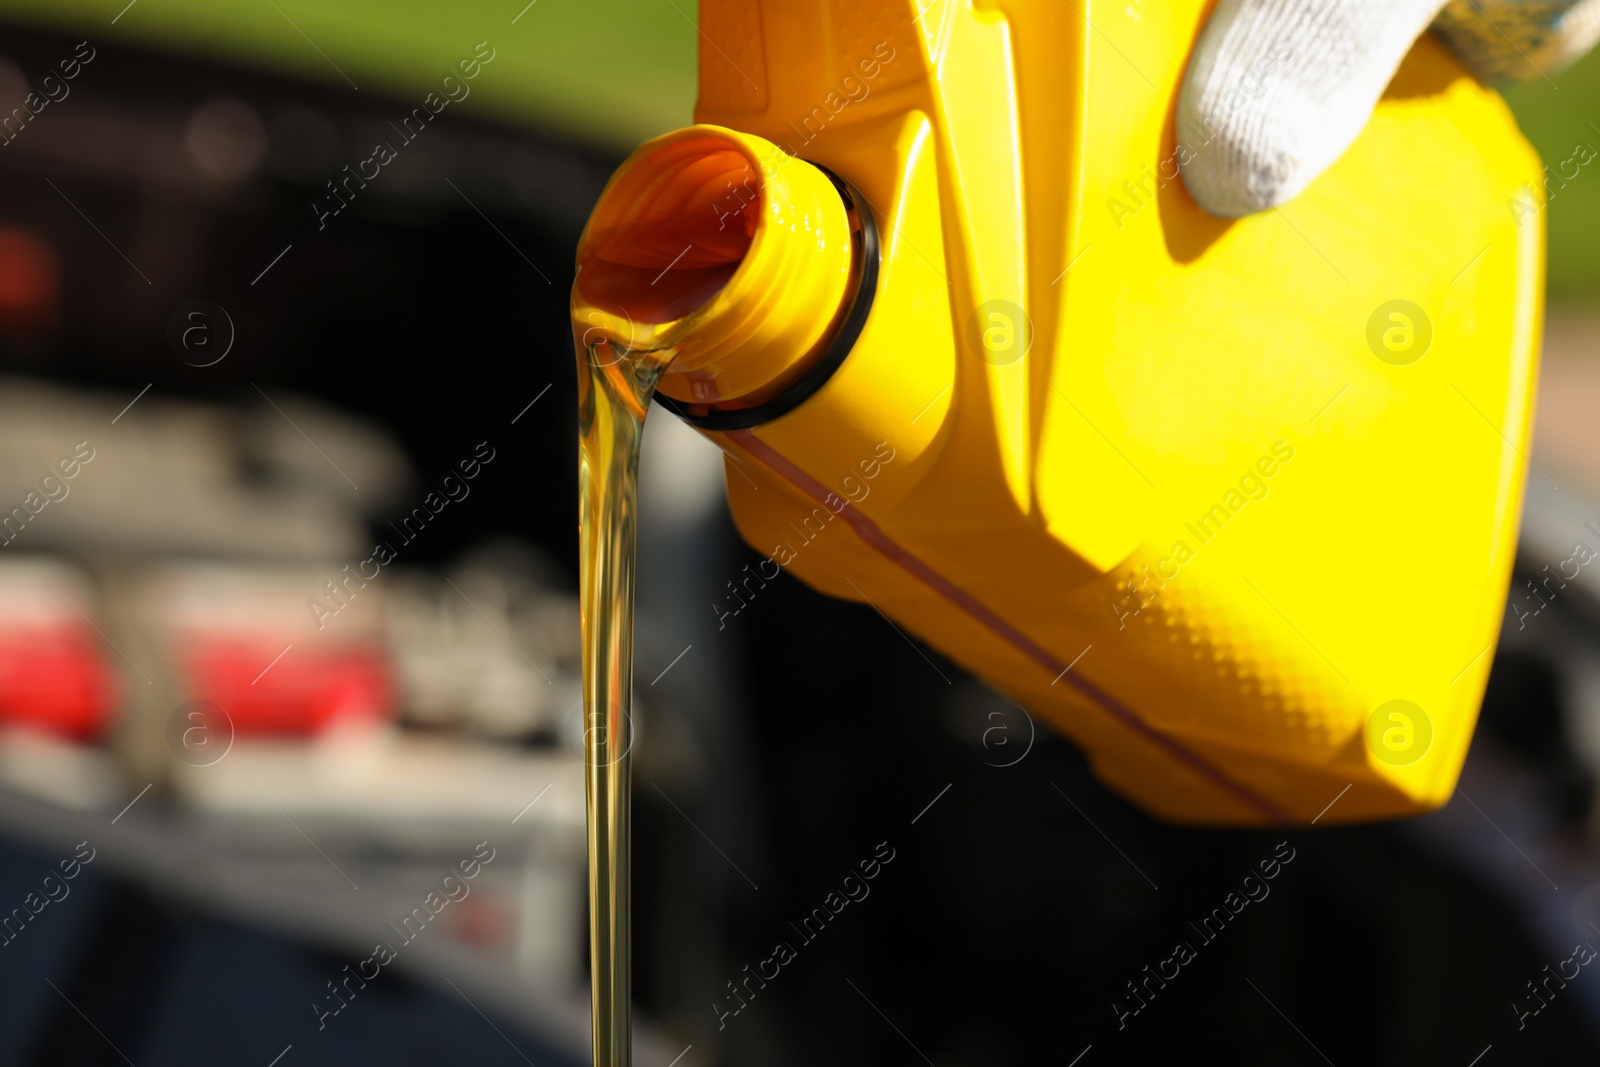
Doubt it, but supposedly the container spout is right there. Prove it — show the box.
[573,125,860,411]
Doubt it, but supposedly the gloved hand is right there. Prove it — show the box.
[1179,0,1600,216]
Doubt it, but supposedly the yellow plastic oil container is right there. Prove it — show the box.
[571,0,1544,825]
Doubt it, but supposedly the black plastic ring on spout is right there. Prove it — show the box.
[653,168,881,432]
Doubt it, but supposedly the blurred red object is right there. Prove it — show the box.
[0,227,61,337]
[181,639,392,736]
[0,562,118,741]
[448,888,516,949]
[148,564,397,738]
[0,626,116,740]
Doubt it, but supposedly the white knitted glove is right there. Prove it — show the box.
[1179,0,1600,217]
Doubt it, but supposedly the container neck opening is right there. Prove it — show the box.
[572,125,856,408]
[576,141,759,326]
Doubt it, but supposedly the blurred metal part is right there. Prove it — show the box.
[242,388,412,513]
[1518,471,1600,611]
[1520,312,1600,630]
[385,546,576,739]
[0,753,685,1066]
[0,725,122,808]
[638,406,728,527]
[0,376,407,559]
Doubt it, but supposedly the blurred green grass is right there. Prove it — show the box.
[0,0,1594,301]
[0,0,699,150]
[1504,47,1600,305]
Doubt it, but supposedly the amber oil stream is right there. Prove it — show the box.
[576,332,673,1066]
